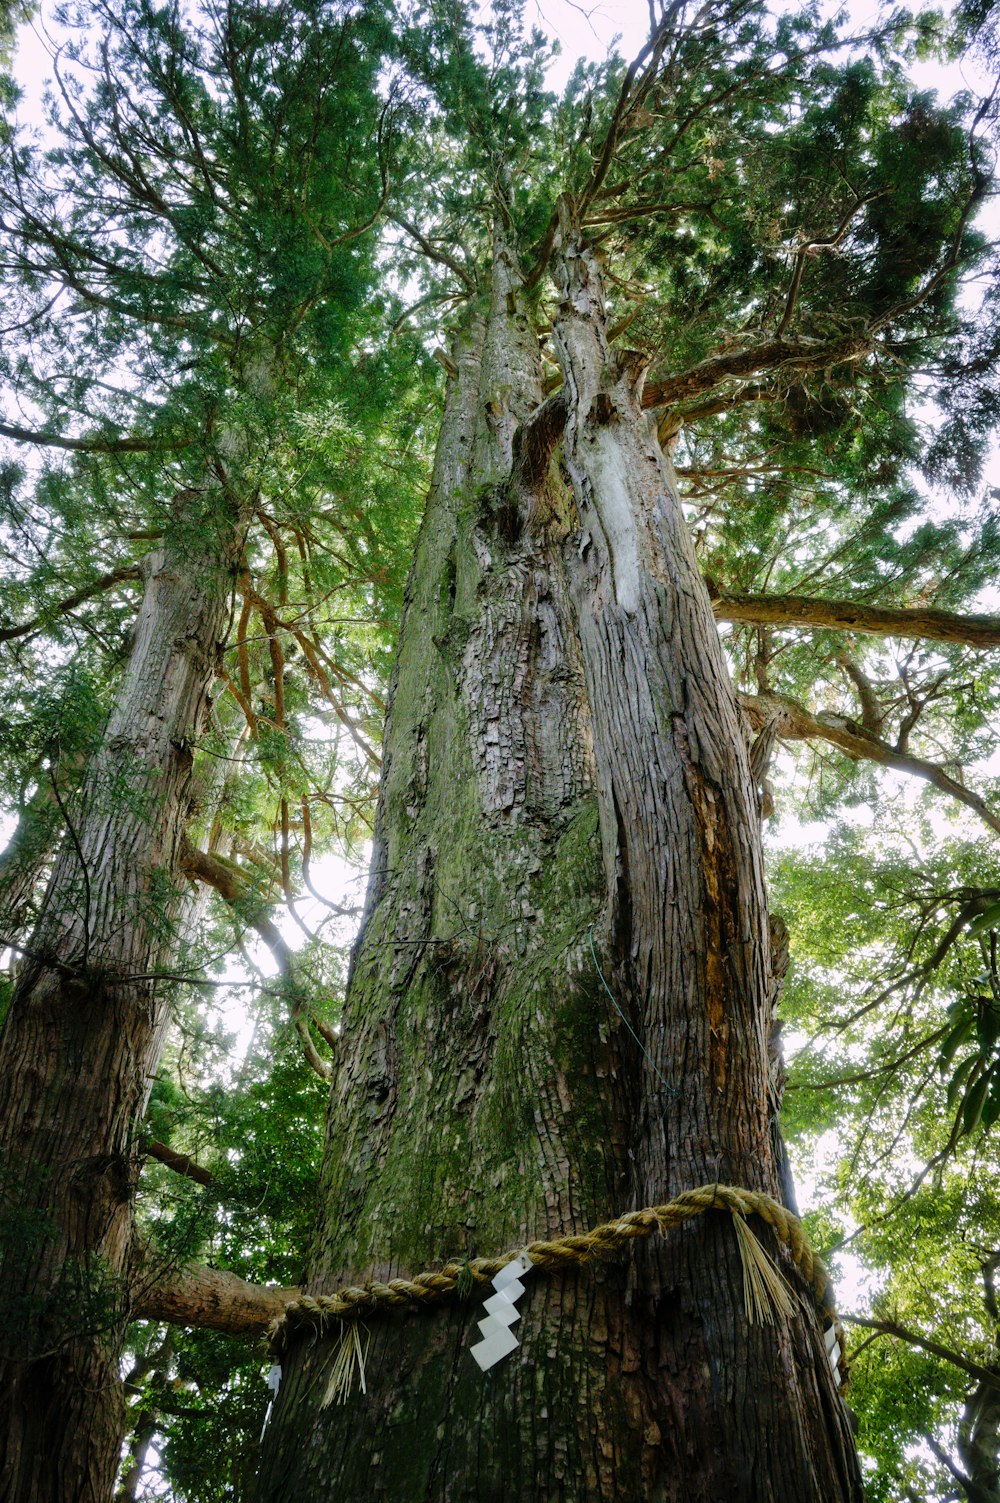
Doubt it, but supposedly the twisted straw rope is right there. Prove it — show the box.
[269,1183,842,1368]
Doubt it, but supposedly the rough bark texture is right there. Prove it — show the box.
[0,507,240,1503]
[0,794,54,946]
[256,221,862,1502]
[0,754,85,948]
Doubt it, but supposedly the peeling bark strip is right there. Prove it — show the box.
[257,218,862,1503]
[0,501,244,1503]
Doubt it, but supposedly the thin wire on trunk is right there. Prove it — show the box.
[588,925,677,1096]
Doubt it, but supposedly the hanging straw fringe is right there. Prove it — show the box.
[270,1182,846,1386]
[731,1212,795,1325]
[321,1322,371,1408]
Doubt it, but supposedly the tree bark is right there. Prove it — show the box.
[0,502,242,1503]
[256,216,862,1502]
[956,1256,1000,1503]
[130,1253,298,1337]
[0,789,59,948]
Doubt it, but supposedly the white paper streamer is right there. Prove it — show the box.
[470,1255,533,1372]
[259,1363,282,1440]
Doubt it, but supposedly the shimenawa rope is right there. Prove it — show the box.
[268,1182,848,1388]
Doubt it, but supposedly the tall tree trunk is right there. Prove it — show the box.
[0,496,242,1503]
[257,219,862,1502]
[955,1255,1000,1503]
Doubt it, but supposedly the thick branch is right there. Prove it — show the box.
[0,564,143,644]
[642,332,871,411]
[131,1256,297,1337]
[713,591,1000,650]
[740,691,1000,837]
[144,1139,215,1187]
[180,841,288,964]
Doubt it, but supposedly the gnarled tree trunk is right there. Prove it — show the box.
[257,217,862,1502]
[0,500,242,1503]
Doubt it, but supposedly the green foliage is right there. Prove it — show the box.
[773,816,1000,1497]
[126,997,333,1497]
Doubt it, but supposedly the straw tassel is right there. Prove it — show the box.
[321,1321,371,1407]
[731,1212,795,1324]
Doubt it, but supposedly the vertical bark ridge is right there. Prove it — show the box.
[260,236,664,1499]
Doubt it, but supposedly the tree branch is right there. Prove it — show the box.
[658,383,779,443]
[923,1431,978,1500]
[0,419,186,455]
[775,193,885,340]
[0,564,143,644]
[131,1254,297,1337]
[642,332,871,412]
[144,1139,215,1188]
[389,215,474,290]
[179,840,331,1079]
[577,7,674,216]
[713,591,1000,650]
[740,691,1000,837]
[842,1312,1000,1391]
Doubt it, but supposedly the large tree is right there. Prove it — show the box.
[1,0,999,1498]
[251,4,998,1501]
